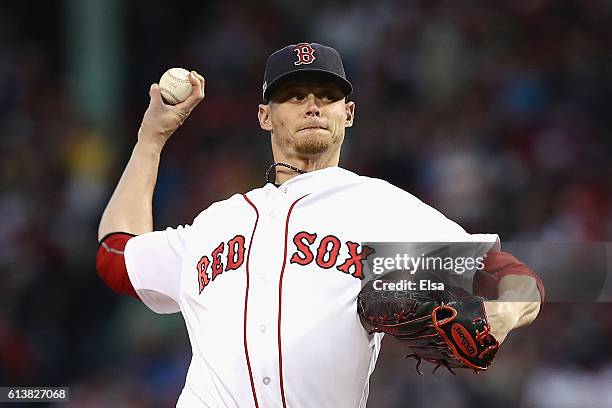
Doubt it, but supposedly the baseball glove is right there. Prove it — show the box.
[357,275,499,374]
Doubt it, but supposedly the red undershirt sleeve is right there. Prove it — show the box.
[96,232,139,300]
[474,250,545,302]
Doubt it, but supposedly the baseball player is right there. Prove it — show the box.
[96,43,544,407]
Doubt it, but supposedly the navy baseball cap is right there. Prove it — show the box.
[262,43,353,102]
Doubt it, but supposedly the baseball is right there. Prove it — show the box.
[159,68,192,105]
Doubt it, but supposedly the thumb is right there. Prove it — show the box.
[149,83,163,106]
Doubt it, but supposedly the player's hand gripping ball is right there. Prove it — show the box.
[159,68,193,105]
[357,275,499,374]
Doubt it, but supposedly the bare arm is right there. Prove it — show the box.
[484,275,542,343]
[97,71,205,241]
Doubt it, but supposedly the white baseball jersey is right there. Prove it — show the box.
[124,166,498,407]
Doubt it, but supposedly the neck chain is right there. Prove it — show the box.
[266,162,308,185]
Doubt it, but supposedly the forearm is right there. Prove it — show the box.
[484,275,541,342]
[497,274,541,326]
[98,138,165,241]
[97,71,204,242]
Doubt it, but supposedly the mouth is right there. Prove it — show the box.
[298,125,328,132]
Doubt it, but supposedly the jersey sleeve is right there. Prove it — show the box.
[411,198,501,292]
[124,225,190,314]
[374,179,500,292]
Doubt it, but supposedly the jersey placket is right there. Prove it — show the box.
[244,186,293,407]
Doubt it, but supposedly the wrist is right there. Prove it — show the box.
[483,301,519,343]
[134,139,165,160]
[137,124,173,148]
[135,131,167,153]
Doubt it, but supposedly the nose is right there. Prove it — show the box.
[304,94,321,117]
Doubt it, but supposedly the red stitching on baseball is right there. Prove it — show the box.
[167,70,191,83]
[160,87,180,103]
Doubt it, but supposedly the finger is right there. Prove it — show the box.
[176,71,205,111]
[149,83,163,106]
[188,71,203,98]
[195,72,206,98]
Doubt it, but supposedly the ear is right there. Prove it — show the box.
[344,101,355,128]
[258,104,273,132]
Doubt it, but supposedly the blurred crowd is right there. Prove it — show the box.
[1,0,611,407]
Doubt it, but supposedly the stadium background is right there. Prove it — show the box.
[1,1,611,407]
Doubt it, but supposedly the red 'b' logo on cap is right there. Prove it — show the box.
[294,43,316,65]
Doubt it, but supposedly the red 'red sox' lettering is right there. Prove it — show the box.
[197,256,210,294]
[211,242,224,280]
[198,232,373,294]
[290,231,374,279]
[226,235,246,271]
[317,235,341,269]
[337,241,375,279]
[290,231,317,265]
[197,235,246,294]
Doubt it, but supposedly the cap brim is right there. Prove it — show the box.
[264,69,353,102]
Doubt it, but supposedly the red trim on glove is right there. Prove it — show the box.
[474,250,545,301]
[96,232,139,299]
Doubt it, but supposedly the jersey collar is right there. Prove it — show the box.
[264,166,359,196]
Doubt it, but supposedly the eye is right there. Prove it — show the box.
[290,93,304,102]
[320,92,342,102]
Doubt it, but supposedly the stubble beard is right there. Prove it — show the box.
[293,130,343,155]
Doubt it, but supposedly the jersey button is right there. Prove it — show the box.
[259,325,266,333]
[263,377,271,385]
